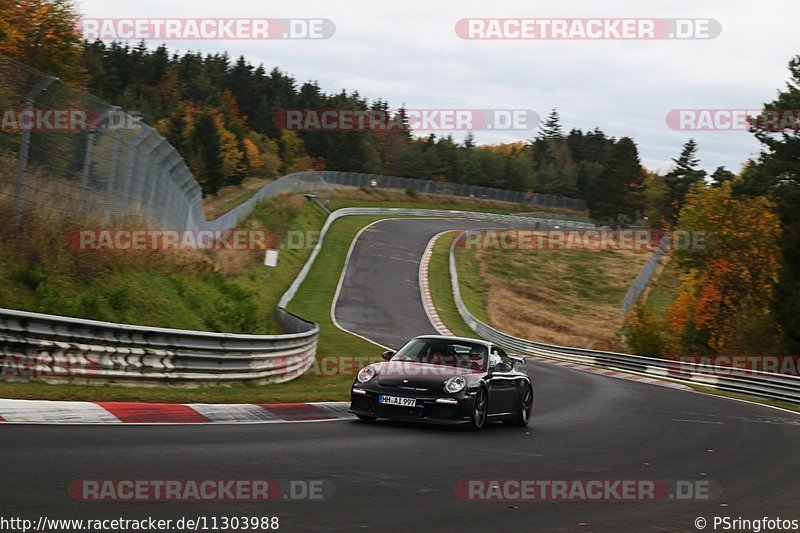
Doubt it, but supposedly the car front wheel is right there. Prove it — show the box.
[509,384,533,427]
[470,388,488,430]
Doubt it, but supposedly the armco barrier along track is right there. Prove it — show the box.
[0,307,318,385]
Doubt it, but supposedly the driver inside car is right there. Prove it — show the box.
[466,346,486,371]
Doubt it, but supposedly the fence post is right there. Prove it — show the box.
[80,106,125,213]
[104,106,124,196]
[121,129,153,220]
[78,130,96,213]
[13,75,57,224]
[143,138,170,216]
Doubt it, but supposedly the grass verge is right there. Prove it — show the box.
[453,242,491,325]
[641,258,682,316]
[458,239,648,351]
[688,385,800,413]
[0,378,354,404]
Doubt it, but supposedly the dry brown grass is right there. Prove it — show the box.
[0,191,221,282]
[485,282,624,350]
[19,223,212,278]
[467,233,652,351]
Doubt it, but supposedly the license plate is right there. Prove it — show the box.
[378,395,416,407]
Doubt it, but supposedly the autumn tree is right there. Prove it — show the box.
[0,0,85,83]
[189,110,225,195]
[278,130,312,174]
[642,171,671,228]
[737,55,800,352]
[710,166,734,187]
[663,139,706,224]
[588,137,645,223]
[665,183,783,354]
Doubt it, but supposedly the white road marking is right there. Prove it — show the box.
[670,418,724,425]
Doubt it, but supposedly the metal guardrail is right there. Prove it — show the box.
[620,235,670,314]
[0,307,318,385]
[308,171,588,213]
[206,171,593,232]
[448,231,800,405]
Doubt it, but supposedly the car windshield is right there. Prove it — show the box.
[391,338,487,371]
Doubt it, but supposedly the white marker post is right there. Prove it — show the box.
[264,249,279,267]
[264,249,279,279]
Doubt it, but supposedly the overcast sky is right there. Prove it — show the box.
[78,0,799,174]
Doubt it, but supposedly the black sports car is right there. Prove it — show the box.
[349,335,533,430]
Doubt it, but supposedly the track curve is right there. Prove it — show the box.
[3,217,799,532]
[334,218,516,348]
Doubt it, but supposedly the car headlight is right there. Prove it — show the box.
[357,365,377,383]
[444,376,467,393]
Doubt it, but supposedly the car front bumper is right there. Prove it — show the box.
[349,385,476,424]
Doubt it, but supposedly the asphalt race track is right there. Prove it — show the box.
[4,218,800,532]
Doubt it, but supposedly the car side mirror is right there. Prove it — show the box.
[509,355,525,369]
[381,350,395,361]
[493,361,513,373]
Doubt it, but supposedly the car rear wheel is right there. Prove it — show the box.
[470,388,488,430]
[356,414,377,422]
[509,384,533,427]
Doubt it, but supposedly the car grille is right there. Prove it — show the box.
[380,384,431,392]
[376,403,426,418]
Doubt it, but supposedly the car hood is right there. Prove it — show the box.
[375,361,475,389]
